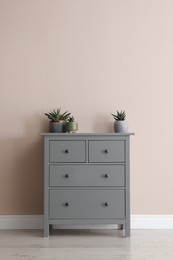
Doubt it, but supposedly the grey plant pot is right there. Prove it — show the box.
[49,121,66,133]
[114,120,128,133]
[65,122,78,133]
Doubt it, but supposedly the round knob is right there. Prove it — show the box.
[104,149,108,154]
[65,174,69,178]
[65,202,69,207]
[104,202,109,207]
[104,174,109,178]
[65,149,69,154]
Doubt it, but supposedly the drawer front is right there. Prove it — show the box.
[50,141,86,163]
[50,165,125,187]
[50,189,125,219]
[89,141,125,163]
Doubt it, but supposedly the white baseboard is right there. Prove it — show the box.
[0,215,43,229]
[131,215,173,229]
[0,215,173,230]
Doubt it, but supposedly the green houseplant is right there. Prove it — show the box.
[65,116,78,133]
[111,110,128,133]
[44,109,71,133]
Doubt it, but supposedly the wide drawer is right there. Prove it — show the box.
[88,140,125,163]
[49,141,86,163]
[49,165,125,187]
[49,189,125,219]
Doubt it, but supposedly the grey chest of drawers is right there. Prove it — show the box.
[41,133,134,237]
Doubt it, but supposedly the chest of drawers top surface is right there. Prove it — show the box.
[41,133,134,137]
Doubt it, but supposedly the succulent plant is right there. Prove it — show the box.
[44,108,71,121]
[111,110,126,121]
[66,116,78,133]
[68,116,75,122]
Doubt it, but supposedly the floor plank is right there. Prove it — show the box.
[0,229,173,260]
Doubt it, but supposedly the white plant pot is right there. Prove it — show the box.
[114,121,128,133]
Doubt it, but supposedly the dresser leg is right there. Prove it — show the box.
[44,225,49,237]
[125,223,130,237]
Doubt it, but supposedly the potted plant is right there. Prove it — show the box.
[44,108,71,133]
[65,116,78,133]
[111,110,128,133]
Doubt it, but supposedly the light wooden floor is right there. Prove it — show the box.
[0,229,173,259]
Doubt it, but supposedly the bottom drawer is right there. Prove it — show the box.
[49,189,125,219]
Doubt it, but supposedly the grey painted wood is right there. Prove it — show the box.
[41,133,135,136]
[49,165,125,187]
[50,189,125,219]
[125,137,130,237]
[42,133,134,237]
[50,140,86,163]
[88,141,125,163]
[44,137,49,237]
[49,219,125,225]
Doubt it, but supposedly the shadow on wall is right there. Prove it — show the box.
[0,114,48,214]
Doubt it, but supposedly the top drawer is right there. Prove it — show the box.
[88,140,125,163]
[50,141,86,163]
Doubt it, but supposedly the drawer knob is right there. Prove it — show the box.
[65,202,69,207]
[104,202,109,207]
[65,174,69,178]
[65,149,69,154]
[104,174,109,178]
[104,149,108,154]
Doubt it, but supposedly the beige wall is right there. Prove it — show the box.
[0,0,173,215]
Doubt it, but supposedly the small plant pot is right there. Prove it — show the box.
[49,121,66,133]
[114,121,128,133]
[66,122,78,133]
